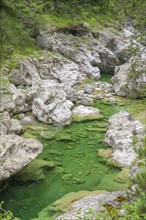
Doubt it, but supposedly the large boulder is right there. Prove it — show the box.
[112,53,146,98]
[32,83,73,125]
[0,134,43,181]
[104,111,144,167]
[97,45,119,73]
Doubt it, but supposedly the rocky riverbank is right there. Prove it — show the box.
[0,23,146,219]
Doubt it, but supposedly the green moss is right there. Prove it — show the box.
[133,109,146,125]
[23,122,62,139]
[48,150,64,156]
[114,97,146,125]
[103,204,117,215]
[100,73,113,83]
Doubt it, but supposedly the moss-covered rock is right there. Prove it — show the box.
[114,168,130,184]
[48,150,64,156]
[37,190,106,220]
[55,132,72,141]
[40,131,56,140]
[98,148,125,168]
[73,114,103,122]
[61,174,73,182]
[15,159,55,182]
[73,177,85,184]
[86,127,106,133]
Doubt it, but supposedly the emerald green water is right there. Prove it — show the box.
[0,94,145,220]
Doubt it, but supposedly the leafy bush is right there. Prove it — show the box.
[0,202,20,220]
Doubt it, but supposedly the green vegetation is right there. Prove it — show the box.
[0,0,146,63]
[0,202,20,220]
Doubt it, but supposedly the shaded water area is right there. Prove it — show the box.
[0,95,145,220]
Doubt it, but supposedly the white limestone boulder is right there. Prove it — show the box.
[104,111,144,167]
[0,134,43,181]
[32,84,73,125]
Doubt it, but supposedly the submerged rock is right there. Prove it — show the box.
[72,105,102,122]
[104,111,144,167]
[0,135,43,181]
[55,132,72,141]
[15,159,54,182]
[61,174,73,182]
[73,177,85,184]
